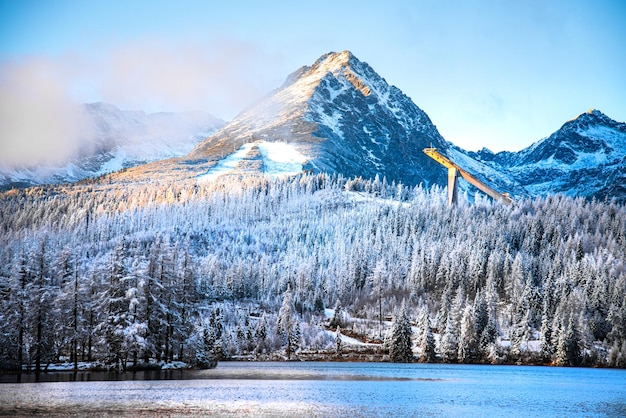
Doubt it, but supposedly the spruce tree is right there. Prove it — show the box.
[459,305,478,363]
[417,309,436,363]
[440,315,458,363]
[277,285,299,360]
[335,326,343,358]
[389,304,413,363]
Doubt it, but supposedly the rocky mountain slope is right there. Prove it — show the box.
[470,109,626,200]
[4,50,623,203]
[162,51,626,202]
[185,51,533,199]
[0,103,224,189]
[190,51,455,188]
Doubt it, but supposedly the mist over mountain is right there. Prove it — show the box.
[1,52,625,373]
[2,50,624,203]
[0,103,224,189]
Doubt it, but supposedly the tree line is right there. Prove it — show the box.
[0,173,624,370]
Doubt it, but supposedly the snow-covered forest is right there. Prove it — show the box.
[0,173,625,371]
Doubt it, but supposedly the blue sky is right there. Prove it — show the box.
[1,0,625,155]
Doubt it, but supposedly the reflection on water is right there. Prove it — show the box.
[1,362,625,417]
[0,369,193,383]
[0,365,435,384]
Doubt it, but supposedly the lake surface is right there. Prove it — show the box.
[1,362,625,417]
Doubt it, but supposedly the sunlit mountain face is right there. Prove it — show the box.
[4,51,624,202]
[187,50,452,189]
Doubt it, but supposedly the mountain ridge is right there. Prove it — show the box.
[189,50,456,188]
[118,51,626,202]
[2,51,624,202]
[468,108,626,200]
[0,103,224,189]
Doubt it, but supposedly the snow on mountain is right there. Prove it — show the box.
[257,141,309,176]
[197,141,308,181]
[470,109,626,200]
[21,50,620,203]
[0,102,224,189]
[189,50,452,189]
[446,146,527,199]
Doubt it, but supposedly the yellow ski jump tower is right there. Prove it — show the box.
[423,148,513,206]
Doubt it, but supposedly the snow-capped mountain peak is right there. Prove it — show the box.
[470,109,626,200]
[190,50,451,188]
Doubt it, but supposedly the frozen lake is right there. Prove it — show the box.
[1,362,625,417]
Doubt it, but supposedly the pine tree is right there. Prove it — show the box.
[417,309,436,363]
[389,303,413,363]
[253,313,267,355]
[277,286,299,359]
[473,290,488,339]
[440,314,458,363]
[458,305,478,363]
[540,303,554,363]
[335,326,343,358]
[28,238,57,373]
[555,315,582,366]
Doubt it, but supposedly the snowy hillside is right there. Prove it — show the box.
[189,50,451,189]
[0,102,224,189]
[197,141,308,181]
[2,174,625,369]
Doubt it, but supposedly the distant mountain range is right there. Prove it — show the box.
[0,103,224,189]
[187,50,625,201]
[469,109,626,200]
[2,51,624,202]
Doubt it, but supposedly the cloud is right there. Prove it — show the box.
[0,38,283,168]
[0,58,92,168]
[87,37,283,116]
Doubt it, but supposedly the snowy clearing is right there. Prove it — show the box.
[257,141,308,177]
[197,141,308,181]
[197,142,256,181]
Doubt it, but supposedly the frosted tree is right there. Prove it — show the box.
[440,315,458,363]
[335,326,343,358]
[277,286,300,359]
[416,308,436,363]
[54,250,88,371]
[27,238,57,373]
[458,305,478,363]
[555,315,582,366]
[175,246,199,361]
[370,259,387,336]
[99,238,131,370]
[435,284,452,336]
[194,317,217,368]
[254,313,268,355]
[206,306,226,360]
[388,303,413,363]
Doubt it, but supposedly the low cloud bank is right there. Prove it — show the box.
[0,38,281,168]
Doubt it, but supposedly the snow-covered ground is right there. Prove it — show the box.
[257,142,308,176]
[197,141,308,181]
[197,143,256,181]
